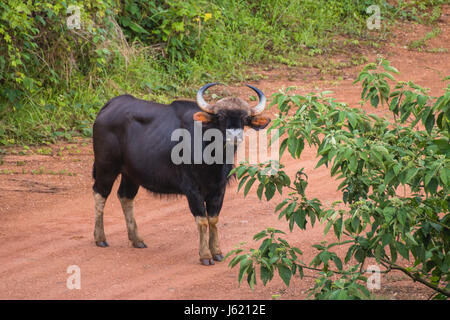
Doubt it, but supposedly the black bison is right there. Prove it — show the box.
[92,83,270,265]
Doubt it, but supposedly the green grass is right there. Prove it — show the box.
[407,27,442,50]
[0,0,445,147]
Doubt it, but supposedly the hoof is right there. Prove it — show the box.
[213,254,224,262]
[96,241,109,247]
[133,241,147,249]
[200,258,215,266]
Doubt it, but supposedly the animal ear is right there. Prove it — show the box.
[247,115,271,130]
[193,111,213,123]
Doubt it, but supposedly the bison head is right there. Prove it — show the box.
[193,83,271,144]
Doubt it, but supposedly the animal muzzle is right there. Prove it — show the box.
[226,128,243,144]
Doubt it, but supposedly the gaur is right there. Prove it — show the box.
[92,83,270,265]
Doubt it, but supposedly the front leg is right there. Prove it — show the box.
[195,216,214,266]
[184,188,214,266]
[206,188,226,262]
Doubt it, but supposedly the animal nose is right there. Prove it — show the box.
[226,129,243,143]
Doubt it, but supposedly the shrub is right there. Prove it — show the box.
[227,58,450,299]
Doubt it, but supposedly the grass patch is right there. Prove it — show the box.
[407,27,442,50]
[0,0,445,147]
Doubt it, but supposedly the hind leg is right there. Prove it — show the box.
[93,163,119,247]
[117,174,146,248]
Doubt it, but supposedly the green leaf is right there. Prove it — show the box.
[433,138,449,153]
[425,113,435,134]
[362,63,377,72]
[260,265,272,286]
[279,202,296,219]
[277,264,292,286]
[279,139,288,158]
[347,112,357,128]
[275,199,288,212]
[269,255,280,264]
[288,135,299,158]
[265,183,276,201]
[238,175,250,192]
[348,155,357,173]
[405,233,418,246]
[129,21,149,34]
[238,259,252,284]
[439,167,448,186]
[382,64,399,74]
[244,177,256,196]
[390,96,399,113]
[389,244,398,263]
[345,245,357,263]
[405,168,419,184]
[319,251,331,265]
[397,210,407,226]
[384,168,396,185]
[417,94,427,107]
[424,164,439,186]
[396,242,409,260]
[332,256,343,271]
[426,177,439,194]
[293,209,307,229]
[256,183,264,200]
[370,94,380,108]
[333,217,343,240]
[382,233,393,246]
[247,166,259,177]
[253,230,268,241]
[370,148,383,163]
[351,216,360,232]
[236,165,248,179]
[247,266,256,289]
[324,218,334,235]
[383,207,395,222]
[354,248,366,263]
[229,254,246,268]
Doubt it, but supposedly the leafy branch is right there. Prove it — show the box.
[227,58,450,299]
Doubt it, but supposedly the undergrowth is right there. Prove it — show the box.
[0,0,446,146]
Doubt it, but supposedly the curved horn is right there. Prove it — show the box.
[246,84,266,115]
[196,83,219,114]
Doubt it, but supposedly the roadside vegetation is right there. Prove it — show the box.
[0,0,446,146]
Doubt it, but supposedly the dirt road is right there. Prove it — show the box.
[0,13,448,299]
